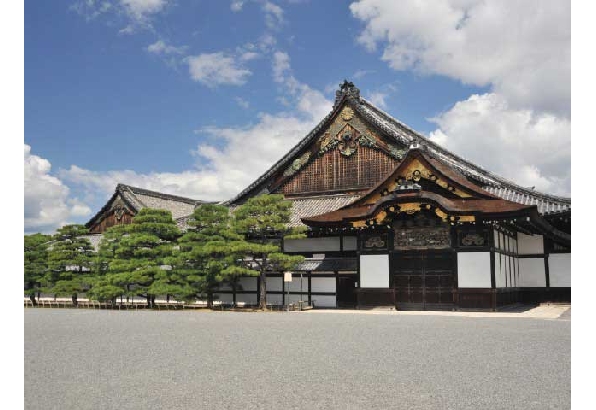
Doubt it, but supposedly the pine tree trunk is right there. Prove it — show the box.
[72,293,78,307]
[259,271,267,310]
[207,290,213,309]
[29,294,37,306]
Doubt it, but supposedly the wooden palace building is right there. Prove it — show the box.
[86,81,571,310]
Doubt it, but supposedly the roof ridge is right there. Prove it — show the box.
[116,183,205,205]
[227,94,351,204]
[357,98,571,204]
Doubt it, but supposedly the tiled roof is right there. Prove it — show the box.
[481,186,570,215]
[288,194,361,227]
[296,257,357,272]
[229,81,570,215]
[86,184,211,228]
[303,191,536,226]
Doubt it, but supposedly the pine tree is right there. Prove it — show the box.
[232,194,305,310]
[47,225,94,306]
[174,204,256,308]
[91,208,180,308]
[88,224,130,305]
[24,233,51,306]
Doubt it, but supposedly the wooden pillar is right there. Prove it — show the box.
[256,276,261,305]
[335,270,339,308]
[308,271,312,305]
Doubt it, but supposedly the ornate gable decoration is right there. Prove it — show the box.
[282,105,407,177]
[111,197,133,221]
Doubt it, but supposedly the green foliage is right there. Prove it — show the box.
[46,224,94,304]
[174,204,255,307]
[232,194,305,309]
[24,233,51,300]
[88,209,180,305]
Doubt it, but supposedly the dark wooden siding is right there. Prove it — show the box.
[89,210,134,234]
[279,146,399,196]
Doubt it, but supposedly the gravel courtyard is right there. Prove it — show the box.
[24,309,570,410]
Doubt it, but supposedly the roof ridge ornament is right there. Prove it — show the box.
[409,137,421,150]
[335,79,360,107]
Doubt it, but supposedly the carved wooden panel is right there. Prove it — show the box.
[394,225,451,250]
[279,146,399,195]
[360,232,389,251]
[457,228,490,248]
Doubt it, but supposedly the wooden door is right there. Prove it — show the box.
[337,275,357,307]
[393,251,455,310]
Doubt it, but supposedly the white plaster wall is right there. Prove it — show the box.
[549,253,571,287]
[267,276,283,292]
[495,254,506,288]
[288,276,309,292]
[266,293,283,305]
[519,258,546,287]
[508,256,515,287]
[311,277,336,293]
[238,277,258,292]
[236,293,258,305]
[343,236,358,251]
[287,293,308,304]
[518,233,544,255]
[284,237,341,252]
[457,252,491,288]
[311,295,336,308]
[493,230,499,250]
[360,254,390,288]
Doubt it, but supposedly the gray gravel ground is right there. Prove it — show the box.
[24,309,570,410]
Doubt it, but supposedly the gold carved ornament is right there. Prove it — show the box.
[350,202,475,228]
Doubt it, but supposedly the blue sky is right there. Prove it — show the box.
[24,0,570,233]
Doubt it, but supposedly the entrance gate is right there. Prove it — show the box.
[393,251,456,310]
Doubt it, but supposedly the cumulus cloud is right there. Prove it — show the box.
[121,0,168,21]
[146,40,187,54]
[262,1,284,30]
[24,144,91,234]
[187,53,252,87]
[368,92,387,109]
[429,94,571,195]
[60,52,332,203]
[351,0,570,195]
[72,0,170,33]
[350,0,570,117]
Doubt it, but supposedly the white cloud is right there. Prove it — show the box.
[429,94,571,195]
[350,0,570,116]
[72,0,169,33]
[24,144,91,234]
[121,0,168,21]
[272,51,290,83]
[235,97,250,109]
[262,1,284,30]
[230,1,244,12]
[60,52,332,204]
[353,69,373,79]
[368,92,387,109]
[146,40,187,54]
[240,52,260,61]
[187,53,252,87]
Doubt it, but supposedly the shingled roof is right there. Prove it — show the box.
[86,183,211,228]
[229,81,570,215]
